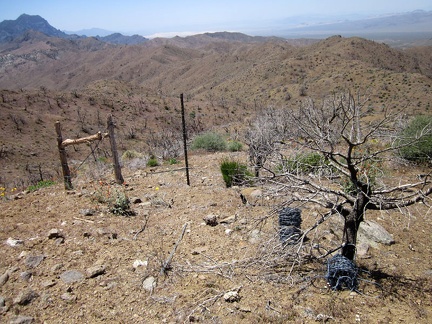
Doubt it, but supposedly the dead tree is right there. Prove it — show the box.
[259,91,432,261]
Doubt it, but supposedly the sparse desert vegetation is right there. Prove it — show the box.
[0,26,432,323]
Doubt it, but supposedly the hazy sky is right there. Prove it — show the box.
[1,0,431,37]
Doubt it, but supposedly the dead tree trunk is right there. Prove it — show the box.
[341,184,370,260]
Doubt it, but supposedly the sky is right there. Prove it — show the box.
[1,0,431,37]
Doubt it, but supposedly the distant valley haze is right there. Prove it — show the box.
[1,0,431,39]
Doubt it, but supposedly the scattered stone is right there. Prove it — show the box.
[48,228,63,239]
[219,215,237,224]
[60,270,85,284]
[20,271,32,282]
[13,289,39,305]
[133,260,148,269]
[191,247,207,255]
[131,197,142,204]
[25,255,45,269]
[61,292,77,303]
[358,220,395,246]
[142,276,157,292]
[80,209,96,216]
[225,229,233,236]
[86,265,106,278]
[51,263,63,273]
[248,229,261,244]
[0,295,5,307]
[18,251,28,259]
[5,237,24,247]
[223,290,241,303]
[41,279,56,288]
[55,237,65,245]
[240,188,263,205]
[203,214,218,226]
[0,271,9,287]
[96,228,118,239]
[9,316,34,324]
[239,218,248,225]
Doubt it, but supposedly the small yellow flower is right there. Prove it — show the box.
[155,187,159,191]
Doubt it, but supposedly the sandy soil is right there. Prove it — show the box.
[1,151,431,323]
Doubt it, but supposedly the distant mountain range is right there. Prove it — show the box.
[0,14,148,45]
[277,9,432,38]
[0,11,432,46]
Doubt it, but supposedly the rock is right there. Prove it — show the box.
[55,237,65,245]
[131,197,142,204]
[248,229,261,244]
[47,228,63,239]
[96,228,118,239]
[41,279,56,288]
[240,188,263,205]
[203,214,218,226]
[219,215,237,224]
[142,276,157,292]
[191,247,207,255]
[0,296,5,307]
[20,271,32,282]
[86,265,106,278]
[25,255,45,269]
[61,292,77,303]
[80,209,95,216]
[358,220,395,246]
[13,289,39,305]
[223,290,241,303]
[0,271,9,287]
[9,316,34,324]
[60,270,85,284]
[133,260,148,269]
[5,237,24,247]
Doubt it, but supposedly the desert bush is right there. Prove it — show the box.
[122,150,142,160]
[227,140,243,152]
[278,152,329,174]
[191,132,227,152]
[396,115,432,164]
[220,159,252,187]
[109,188,135,216]
[27,180,55,192]
[147,155,159,167]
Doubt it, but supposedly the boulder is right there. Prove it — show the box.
[358,220,395,247]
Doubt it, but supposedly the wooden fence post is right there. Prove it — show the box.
[180,93,190,186]
[107,115,124,184]
[55,121,73,190]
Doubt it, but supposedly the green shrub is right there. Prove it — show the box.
[397,115,432,164]
[278,152,329,174]
[27,180,55,192]
[168,158,178,165]
[108,188,135,216]
[220,159,252,187]
[147,156,159,167]
[191,132,227,152]
[227,140,243,152]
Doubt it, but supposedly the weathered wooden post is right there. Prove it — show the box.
[55,121,73,190]
[107,115,124,184]
[180,93,190,186]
